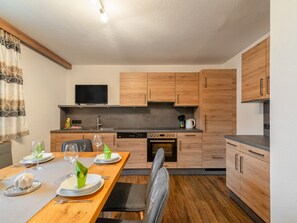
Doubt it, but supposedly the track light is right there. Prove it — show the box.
[99,0,108,23]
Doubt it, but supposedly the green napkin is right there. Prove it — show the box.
[103,144,112,159]
[75,161,88,189]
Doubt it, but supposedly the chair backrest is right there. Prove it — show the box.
[145,148,165,199]
[61,139,93,152]
[143,167,170,223]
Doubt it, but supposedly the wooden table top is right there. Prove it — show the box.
[0,152,129,223]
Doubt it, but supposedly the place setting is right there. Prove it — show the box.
[93,142,122,165]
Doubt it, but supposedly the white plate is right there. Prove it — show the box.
[22,153,53,162]
[57,178,104,197]
[94,155,122,164]
[19,155,55,165]
[58,174,102,192]
[4,180,42,197]
[95,153,120,162]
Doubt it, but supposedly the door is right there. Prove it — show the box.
[148,73,175,102]
[175,73,198,106]
[120,73,148,106]
[226,146,241,196]
[242,39,268,102]
[177,138,202,168]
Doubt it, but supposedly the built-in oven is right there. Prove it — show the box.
[147,132,177,162]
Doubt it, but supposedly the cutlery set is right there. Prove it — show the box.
[55,198,93,204]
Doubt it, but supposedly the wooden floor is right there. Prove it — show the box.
[111,175,254,223]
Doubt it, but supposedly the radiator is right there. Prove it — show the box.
[0,141,12,168]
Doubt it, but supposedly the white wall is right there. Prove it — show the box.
[11,45,67,163]
[224,34,270,134]
[271,1,297,222]
[66,65,223,105]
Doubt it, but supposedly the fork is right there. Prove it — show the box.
[56,199,93,204]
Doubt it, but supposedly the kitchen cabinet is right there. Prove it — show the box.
[197,69,236,168]
[50,133,87,152]
[226,139,270,222]
[242,37,270,102]
[116,138,147,169]
[147,73,176,102]
[120,73,148,106]
[177,133,202,168]
[85,133,116,151]
[175,73,199,106]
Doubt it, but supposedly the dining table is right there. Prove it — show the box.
[0,151,130,223]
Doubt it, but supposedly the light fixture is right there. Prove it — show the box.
[99,0,108,23]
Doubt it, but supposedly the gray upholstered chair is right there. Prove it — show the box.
[102,148,165,213]
[97,167,170,223]
[61,139,93,152]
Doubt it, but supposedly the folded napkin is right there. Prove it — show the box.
[103,144,112,159]
[75,161,88,189]
[14,173,34,190]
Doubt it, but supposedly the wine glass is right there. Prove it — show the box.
[93,134,103,156]
[32,140,45,170]
[64,144,79,176]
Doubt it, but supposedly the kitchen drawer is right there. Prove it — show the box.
[177,132,202,139]
[240,144,270,164]
[226,139,241,152]
[203,152,226,168]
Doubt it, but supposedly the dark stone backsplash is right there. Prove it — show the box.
[61,103,195,129]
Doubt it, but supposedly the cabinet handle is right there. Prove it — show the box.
[267,76,270,95]
[260,79,263,96]
[144,94,147,104]
[227,142,237,147]
[204,114,207,131]
[235,154,238,170]
[240,156,243,173]
[212,155,224,159]
[149,89,152,99]
[113,135,115,146]
[177,94,180,104]
[82,135,85,139]
[248,150,264,157]
[204,77,207,88]
[179,141,181,152]
[185,134,196,137]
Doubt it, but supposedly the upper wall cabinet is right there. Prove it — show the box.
[120,73,148,106]
[175,73,199,106]
[242,37,270,102]
[147,73,176,102]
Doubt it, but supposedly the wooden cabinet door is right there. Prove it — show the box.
[175,73,198,106]
[85,133,116,151]
[240,153,270,223]
[120,73,148,106]
[116,138,147,168]
[148,73,175,102]
[50,133,86,152]
[226,146,241,196]
[242,39,269,102]
[177,133,202,168]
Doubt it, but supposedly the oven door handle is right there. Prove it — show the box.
[148,140,176,143]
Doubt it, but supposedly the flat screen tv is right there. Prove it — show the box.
[75,85,108,104]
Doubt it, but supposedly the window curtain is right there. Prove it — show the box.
[0,29,29,142]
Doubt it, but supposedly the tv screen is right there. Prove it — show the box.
[75,85,108,104]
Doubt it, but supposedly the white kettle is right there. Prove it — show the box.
[185,119,196,129]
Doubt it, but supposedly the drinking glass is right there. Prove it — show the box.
[32,140,45,170]
[93,134,103,156]
[64,144,79,176]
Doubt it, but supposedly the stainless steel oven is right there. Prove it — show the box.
[147,132,177,162]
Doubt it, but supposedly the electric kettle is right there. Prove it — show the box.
[185,119,196,129]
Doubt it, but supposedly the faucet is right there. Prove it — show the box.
[96,115,102,130]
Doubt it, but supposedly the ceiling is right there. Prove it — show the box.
[0,0,270,65]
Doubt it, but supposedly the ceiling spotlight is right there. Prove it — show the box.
[99,0,108,23]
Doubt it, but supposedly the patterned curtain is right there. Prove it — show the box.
[0,29,29,142]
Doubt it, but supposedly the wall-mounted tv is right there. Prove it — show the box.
[75,85,108,104]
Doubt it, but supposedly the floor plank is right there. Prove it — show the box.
[110,175,253,223]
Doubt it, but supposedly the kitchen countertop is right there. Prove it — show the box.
[224,135,270,151]
[50,128,203,133]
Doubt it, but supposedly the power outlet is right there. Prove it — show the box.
[264,124,270,129]
[72,120,82,125]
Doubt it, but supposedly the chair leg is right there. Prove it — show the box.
[138,211,144,220]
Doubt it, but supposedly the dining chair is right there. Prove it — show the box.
[102,148,165,214]
[61,139,93,152]
[97,167,170,223]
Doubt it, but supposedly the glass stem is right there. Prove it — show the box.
[70,161,73,175]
